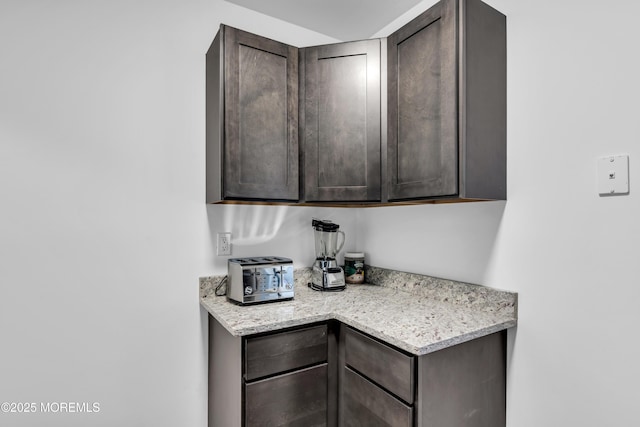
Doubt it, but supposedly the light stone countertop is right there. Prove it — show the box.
[199,266,517,356]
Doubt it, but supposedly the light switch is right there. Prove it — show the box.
[597,155,629,195]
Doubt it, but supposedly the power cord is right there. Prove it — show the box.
[215,276,228,296]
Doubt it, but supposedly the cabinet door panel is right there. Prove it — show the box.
[303,40,381,202]
[387,0,457,200]
[416,331,506,427]
[342,367,412,427]
[245,364,328,427]
[224,26,299,200]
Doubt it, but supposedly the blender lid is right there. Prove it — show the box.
[312,219,340,232]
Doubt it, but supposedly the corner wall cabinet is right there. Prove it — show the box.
[208,316,506,427]
[206,0,506,205]
[387,0,506,201]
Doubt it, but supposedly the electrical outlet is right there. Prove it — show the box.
[217,232,232,256]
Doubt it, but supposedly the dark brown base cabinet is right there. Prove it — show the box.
[206,0,506,206]
[208,317,337,427]
[339,327,506,427]
[208,316,506,427]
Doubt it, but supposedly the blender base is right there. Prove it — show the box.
[310,261,346,291]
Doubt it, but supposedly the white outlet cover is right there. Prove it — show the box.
[216,232,232,256]
[597,155,629,195]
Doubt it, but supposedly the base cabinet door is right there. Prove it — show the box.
[245,364,328,427]
[341,367,413,427]
[415,331,506,427]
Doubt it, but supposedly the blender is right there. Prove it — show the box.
[310,219,346,291]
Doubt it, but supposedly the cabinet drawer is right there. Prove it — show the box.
[246,364,328,426]
[342,366,412,427]
[344,327,414,404]
[245,324,328,381]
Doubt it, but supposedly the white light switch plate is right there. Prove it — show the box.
[597,155,629,195]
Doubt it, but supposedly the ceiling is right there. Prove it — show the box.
[223,0,425,41]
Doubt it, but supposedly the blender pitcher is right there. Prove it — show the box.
[311,219,347,291]
[312,219,345,260]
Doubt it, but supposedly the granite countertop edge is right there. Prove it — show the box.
[205,308,335,338]
[199,266,518,356]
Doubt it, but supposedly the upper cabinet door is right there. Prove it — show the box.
[387,0,458,201]
[224,26,299,201]
[302,39,381,202]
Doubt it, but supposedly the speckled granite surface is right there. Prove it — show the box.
[199,266,517,356]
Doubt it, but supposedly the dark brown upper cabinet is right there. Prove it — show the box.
[387,0,506,202]
[206,0,506,205]
[300,40,381,203]
[206,25,299,202]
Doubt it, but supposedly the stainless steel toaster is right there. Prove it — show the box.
[227,257,294,305]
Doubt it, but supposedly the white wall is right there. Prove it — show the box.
[205,205,358,272]
[0,1,336,426]
[2,0,639,426]
[370,0,640,426]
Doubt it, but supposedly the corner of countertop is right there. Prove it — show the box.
[365,265,518,318]
[200,276,223,299]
